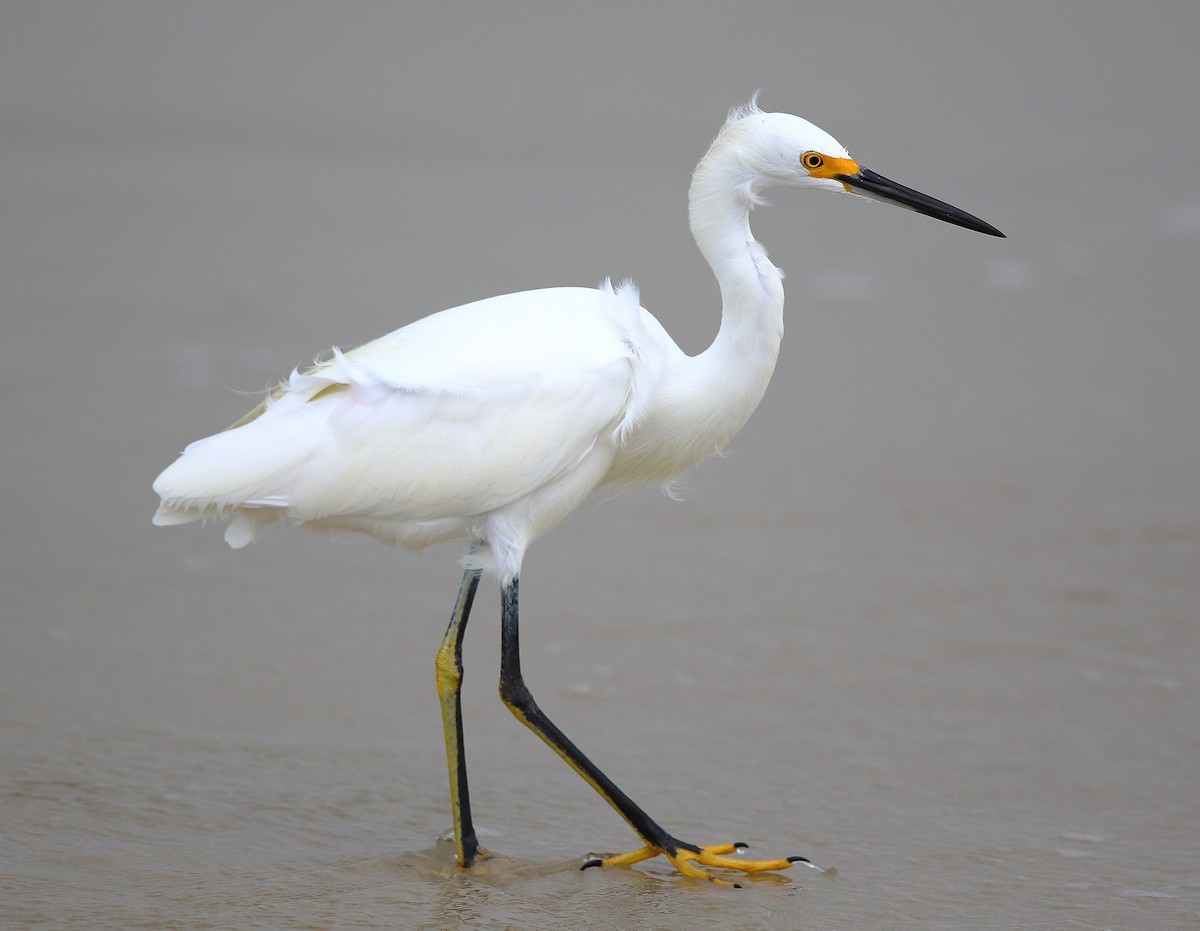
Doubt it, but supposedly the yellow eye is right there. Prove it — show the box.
[801,151,824,170]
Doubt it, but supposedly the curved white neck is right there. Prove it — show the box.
[603,142,788,486]
[684,144,786,440]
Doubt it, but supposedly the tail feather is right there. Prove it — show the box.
[152,395,331,545]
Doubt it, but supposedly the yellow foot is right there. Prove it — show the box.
[581,841,809,887]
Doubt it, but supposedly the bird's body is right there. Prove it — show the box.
[154,279,762,580]
[154,99,1002,883]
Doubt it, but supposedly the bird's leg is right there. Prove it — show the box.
[497,578,805,884]
[435,564,482,867]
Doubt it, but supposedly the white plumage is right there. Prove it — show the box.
[152,99,1002,882]
[155,283,669,577]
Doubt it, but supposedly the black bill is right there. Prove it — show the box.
[838,166,1005,237]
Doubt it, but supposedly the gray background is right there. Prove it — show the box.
[3,2,1197,927]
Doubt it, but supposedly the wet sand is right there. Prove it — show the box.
[3,3,1198,927]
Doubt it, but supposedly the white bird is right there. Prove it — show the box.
[153,98,1003,885]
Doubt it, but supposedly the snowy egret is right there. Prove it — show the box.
[153,98,1003,884]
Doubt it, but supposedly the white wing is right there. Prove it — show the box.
[153,283,664,548]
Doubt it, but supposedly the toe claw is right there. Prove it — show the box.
[787,855,810,863]
[581,857,604,870]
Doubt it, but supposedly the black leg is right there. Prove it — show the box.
[495,577,807,884]
[435,565,482,866]
[496,578,685,855]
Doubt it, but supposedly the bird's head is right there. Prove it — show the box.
[716,101,1004,237]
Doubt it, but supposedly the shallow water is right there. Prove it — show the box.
[3,4,1199,928]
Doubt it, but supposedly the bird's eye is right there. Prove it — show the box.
[802,152,824,171]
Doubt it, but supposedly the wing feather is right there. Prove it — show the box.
[153,286,650,543]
